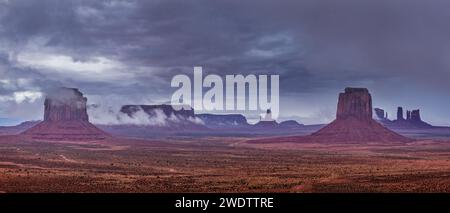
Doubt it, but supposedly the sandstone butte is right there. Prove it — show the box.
[249,87,412,144]
[22,88,109,141]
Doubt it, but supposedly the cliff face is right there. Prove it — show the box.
[410,110,421,122]
[397,107,404,120]
[247,87,412,144]
[22,88,108,141]
[44,88,89,122]
[336,88,372,120]
[310,88,411,143]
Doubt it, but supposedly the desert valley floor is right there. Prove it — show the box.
[1,134,450,193]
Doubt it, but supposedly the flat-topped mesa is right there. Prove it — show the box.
[336,88,372,121]
[377,106,433,129]
[120,104,194,118]
[196,114,249,128]
[44,88,89,122]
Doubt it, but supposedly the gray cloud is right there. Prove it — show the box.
[0,0,450,125]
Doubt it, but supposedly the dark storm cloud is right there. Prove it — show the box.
[1,0,450,124]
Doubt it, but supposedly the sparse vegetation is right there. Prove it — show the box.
[0,135,449,192]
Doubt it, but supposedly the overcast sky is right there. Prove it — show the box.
[1,0,450,125]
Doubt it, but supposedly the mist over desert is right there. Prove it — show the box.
[1,87,450,193]
[1,1,450,195]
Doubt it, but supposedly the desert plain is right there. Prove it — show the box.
[1,133,450,193]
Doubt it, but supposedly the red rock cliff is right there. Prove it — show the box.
[22,87,108,141]
[336,88,372,120]
[44,88,89,122]
[310,87,411,142]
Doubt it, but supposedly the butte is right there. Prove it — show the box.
[22,88,109,141]
[249,88,412,144]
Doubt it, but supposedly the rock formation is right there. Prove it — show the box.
[121,104,195,118]
[279,120,304,129]
[196,114,249,128]
[397,108,422,122]
[308,88,411,142]
[22,88,109,141]
[403,108,431,128]
[119,104,204,129]
[374,108,386,120]
[336,88,372,120]
[250,88,411,144]
[397,107,404,120]
[253,120,279,129]
[253,109,280,129]
[43,88,90,122]
[410,109,421,122]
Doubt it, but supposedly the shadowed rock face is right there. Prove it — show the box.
[279,120,304,128]
[23,88,108,141]
[44,88,89,122]
[336,88,372,120]
[397,107,405,120]
[411,110,421,122]
[253,120,279,129]
[374,108,386,120]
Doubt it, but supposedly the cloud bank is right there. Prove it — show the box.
[1,0,450,125]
